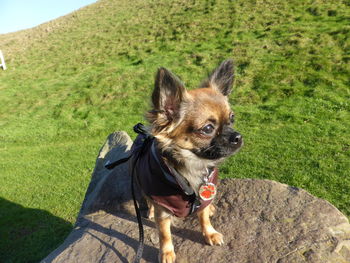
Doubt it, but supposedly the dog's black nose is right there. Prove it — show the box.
[229,132,242,145]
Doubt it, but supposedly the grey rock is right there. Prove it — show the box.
[42,132,350,263]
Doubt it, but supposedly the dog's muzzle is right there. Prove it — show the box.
[194,126,243,160]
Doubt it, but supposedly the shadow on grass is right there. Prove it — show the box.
[0,197,72,263]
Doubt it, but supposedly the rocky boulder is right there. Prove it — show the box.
[42,132,350,263]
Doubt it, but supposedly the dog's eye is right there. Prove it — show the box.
[201,124,215,135]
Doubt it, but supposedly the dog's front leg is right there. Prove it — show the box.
[154,206,176,263]
[197,204,224,246]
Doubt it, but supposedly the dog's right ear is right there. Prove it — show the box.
[150,67,186,123]
[202,59,234,96]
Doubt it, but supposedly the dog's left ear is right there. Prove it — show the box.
[203,59,234,96]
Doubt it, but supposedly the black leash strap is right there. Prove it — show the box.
[130,158,144,263]
[105,123,153,263]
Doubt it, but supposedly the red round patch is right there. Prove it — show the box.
[199,183,217,201]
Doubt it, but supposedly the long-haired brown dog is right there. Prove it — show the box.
[135,59,243,262]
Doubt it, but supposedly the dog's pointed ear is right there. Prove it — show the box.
[204,59,234,96]
[151,67,186,121]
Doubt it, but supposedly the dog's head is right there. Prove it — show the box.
[147,59,243,164]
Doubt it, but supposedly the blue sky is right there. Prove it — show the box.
[0,0,97,34]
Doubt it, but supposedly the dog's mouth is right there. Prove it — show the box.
[192,137,243,160]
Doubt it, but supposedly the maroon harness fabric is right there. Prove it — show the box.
[132,134,218,218]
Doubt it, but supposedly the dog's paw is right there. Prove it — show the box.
[159,250,176,263]
[204,230,224,246]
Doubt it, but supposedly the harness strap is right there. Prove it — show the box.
[104,124,152,169]
[104,157,131,170]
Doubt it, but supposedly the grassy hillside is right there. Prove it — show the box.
[0,0,349,261]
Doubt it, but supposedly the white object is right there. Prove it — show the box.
[0,50,7,70]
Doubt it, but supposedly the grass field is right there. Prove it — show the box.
[0,0,349,262]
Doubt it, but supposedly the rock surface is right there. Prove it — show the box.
[42,132,350,263]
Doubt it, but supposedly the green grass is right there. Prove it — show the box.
[0,0,349,262]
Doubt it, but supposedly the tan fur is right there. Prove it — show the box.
[150,88,229,262]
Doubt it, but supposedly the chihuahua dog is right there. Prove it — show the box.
[136,59,242,263]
